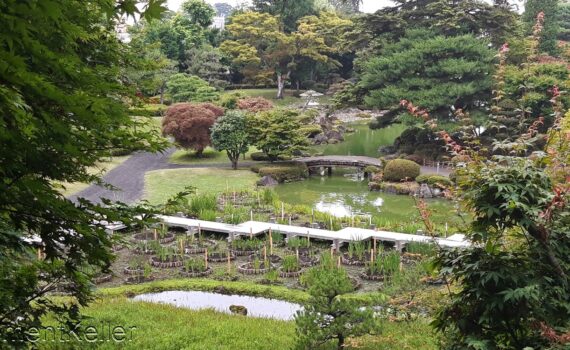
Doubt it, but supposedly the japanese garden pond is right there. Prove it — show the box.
[313,123,406,157]
[133,291,302,321]
[273,171,458,227]
[274,123,459,229]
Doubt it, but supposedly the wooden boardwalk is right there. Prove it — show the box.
[155,215,469,251]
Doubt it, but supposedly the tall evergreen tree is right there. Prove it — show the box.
[523,0,560,55]
[360,30,494,119]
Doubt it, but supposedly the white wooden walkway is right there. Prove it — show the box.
[156,215,469,251]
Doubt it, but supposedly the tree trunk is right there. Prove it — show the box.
[277,73,285,100]
[231,158,238,170]
[195,148,204,158]
[337,334,344,350]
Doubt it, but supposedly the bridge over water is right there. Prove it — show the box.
[294,156,382,176]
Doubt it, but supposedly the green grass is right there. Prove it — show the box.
[169,147,260,165]
[39,297,296,350]
[38,296,437,350]
[144,168,258,204]
[221,88,330,108]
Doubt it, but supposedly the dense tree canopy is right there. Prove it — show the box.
[166,73,220,103]
[360,30,494,118]
[162,103,224,155]
[252,0,317,32]
[524,0,560,55]
[211,111,251,169]
[0,0,166,343]
[221,11,352,98]
[248,109,308,160]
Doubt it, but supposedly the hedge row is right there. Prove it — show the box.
[256,163,308,183]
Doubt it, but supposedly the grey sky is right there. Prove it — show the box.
[167,0,525,14]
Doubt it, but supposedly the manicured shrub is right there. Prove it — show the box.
[237,97,274,113]
[415,174,453,187]
[383,159,421,182]
[251,152,271,161]
[299,125,322,138]
[219,92,244,109]
[363,166,380,174]
[405,154,424,165]
[258,163,308,183]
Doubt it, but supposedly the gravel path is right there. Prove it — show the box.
[69,148,255,204]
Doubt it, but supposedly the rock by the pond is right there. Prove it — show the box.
[313,133,328,145]
[418,183,434,198]
[257,175,278,187]
[325,130,344,142]
[229,305,248,316]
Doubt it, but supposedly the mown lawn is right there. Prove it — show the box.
[169,147,260,165]
[38,296,437,350]
[221,88,331,108]
[144,168,258,204]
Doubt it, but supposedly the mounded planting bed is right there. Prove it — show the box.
[150,255,184,268]
[132,232,176,244]
[185,239,217,254]
[237,262,272,275]
[180,266,213,278]
[207,252,236,263]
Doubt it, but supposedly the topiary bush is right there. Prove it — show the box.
[258,163,308,183]
[383,159,421,182]
[415,174,453,187]
[251,152,271,161]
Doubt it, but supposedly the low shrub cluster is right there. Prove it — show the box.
[237,97,274,113]
[415,174,453,187]
[257,163,308,183]
[383,159,421,182]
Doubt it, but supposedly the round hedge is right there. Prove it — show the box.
[383,159,421,182]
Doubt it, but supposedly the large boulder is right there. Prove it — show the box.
[257,175,278,187]
[325,130,344,142]
[313,133,328,145]
[229,305,248,316]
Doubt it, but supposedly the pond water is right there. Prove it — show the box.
[275,123,456,226]
[273,172,456,225]
[133,291,302,321]
[313,123,406,157]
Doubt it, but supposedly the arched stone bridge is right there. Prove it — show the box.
[294,156,382,175]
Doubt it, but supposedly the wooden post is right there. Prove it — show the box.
[250,227,253,239]
[296,249,299,261]
[205,248,208,270]
[153,228,157,241]
[263,245,267,262]
[370,248,374,264]
[281,202,284,220]
[369,215,372,226]
[373,238,377,252]
[227,250,231,273]
[337,256,341,268]
[269,228,273,255]
[307,231,310,247]
[289,216,292,226]
[330,246,334,257]
[445,222,448,237]
[37,248,42,260]
[311,209,314,224]
[250,210,253,221]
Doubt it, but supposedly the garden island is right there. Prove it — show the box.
[0,0,569,349]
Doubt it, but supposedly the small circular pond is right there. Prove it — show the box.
[133,291,302,321]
